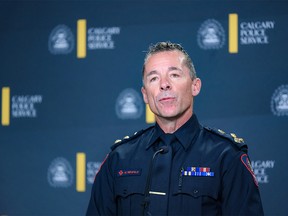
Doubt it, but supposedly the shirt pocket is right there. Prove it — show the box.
[177,179,218,198]
[115,177,145,216]
[171,178,219,215]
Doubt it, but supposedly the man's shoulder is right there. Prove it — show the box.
[111,126,155,151]
[203,126,248,153]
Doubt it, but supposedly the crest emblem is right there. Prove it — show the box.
[197,19,225,50]
[241,154,258,187]
[48,25,74,54]
[115,88,143,119]
[271,85,288,116]
[47,157,73,187]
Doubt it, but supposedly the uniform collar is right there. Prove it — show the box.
[146,114,201,151]
[145,123,165,150]
[174,114,201,151]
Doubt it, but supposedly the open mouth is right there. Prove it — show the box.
[159,97,175,101]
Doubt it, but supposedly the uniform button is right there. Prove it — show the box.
[193,189,198,194]
[123,189,127,195]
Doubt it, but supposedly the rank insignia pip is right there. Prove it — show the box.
[230,133,245,144]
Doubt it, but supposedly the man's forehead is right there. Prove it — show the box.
[145,51,185,70]
[146,51,185,67]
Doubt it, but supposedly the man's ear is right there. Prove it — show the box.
[141,86,148,104]
[192,78,201,96]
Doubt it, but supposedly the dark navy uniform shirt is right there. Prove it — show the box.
[86,114,264,215]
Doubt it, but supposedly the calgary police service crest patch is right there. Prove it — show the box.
[241,154,258,187]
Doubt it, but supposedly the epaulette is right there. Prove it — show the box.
[204,126,248,153]
[111,126,154,151]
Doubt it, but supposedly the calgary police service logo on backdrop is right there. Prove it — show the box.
[251,159,275,184]
[87,161,102,184]
[271,85,288,116]
[197,19,225,50]
[48,25,74,54]
[116,88,143,119]
[47,157,73,187]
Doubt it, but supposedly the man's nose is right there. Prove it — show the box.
[160,78,171,91]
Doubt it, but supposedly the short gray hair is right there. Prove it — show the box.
[142,41,197,81]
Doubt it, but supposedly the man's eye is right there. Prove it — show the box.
[171,73,180,78]
[150,77,157,82]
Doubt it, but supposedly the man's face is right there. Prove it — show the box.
[141,51,201,121]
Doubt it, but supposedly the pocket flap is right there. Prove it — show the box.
[173,180,218,199]
[115,177,145,198]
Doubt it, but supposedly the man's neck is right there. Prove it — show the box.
[156,111,193,134]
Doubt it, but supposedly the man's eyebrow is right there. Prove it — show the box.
[168,66,183,72]
[146,70,158,77]
[146,67,183,78]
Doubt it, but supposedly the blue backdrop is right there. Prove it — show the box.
[0,1,287,215]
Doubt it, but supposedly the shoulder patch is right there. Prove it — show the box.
[111,126,154,151]
[241,154,258,187]
[204,126,248,153]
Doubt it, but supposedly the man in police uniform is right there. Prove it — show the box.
[86,42,264,215]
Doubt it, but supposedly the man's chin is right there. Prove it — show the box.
[158,112,179,120]
[157,109,191,122]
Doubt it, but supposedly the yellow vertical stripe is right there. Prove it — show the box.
[76,152,86,192]
[2,87,10,126]
[145,104,155,124]
[77,19,87,58]
[229,13,238,53]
